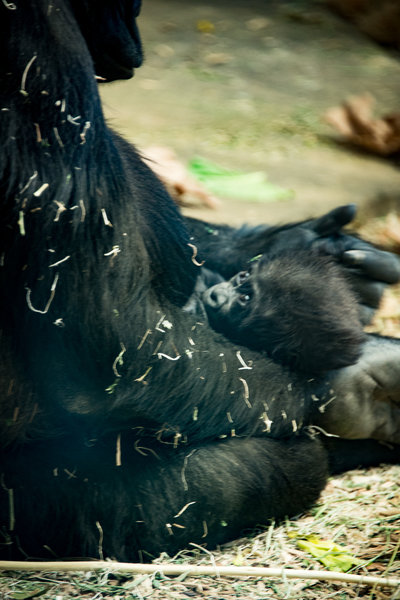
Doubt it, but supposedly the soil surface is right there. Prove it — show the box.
[101,0,400,227]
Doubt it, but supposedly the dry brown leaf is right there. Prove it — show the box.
[142,146,220,209]
[325,93,400,155]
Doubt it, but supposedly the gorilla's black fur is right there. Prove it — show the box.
[202,251,365,374]
[1,0,400,562]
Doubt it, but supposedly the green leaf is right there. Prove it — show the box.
[188,157,293,203]
[295,536,361,572]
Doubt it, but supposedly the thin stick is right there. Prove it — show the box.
[112,343,126,377]
[34,123,42,143]
[33,182,49,197]
[0,561,399,588]
[187,243,205,267]
[1,0,17,9]
[236,350,252,370]
[49,255,70,268]
[115,434,121,467]
[95,523,104,561]
[101,208,113,227]
[20,55,37,95]
[53,127,64,148]
[25,273,59,314]
[239,377,251,408]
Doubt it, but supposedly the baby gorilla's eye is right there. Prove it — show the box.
[236,271,250,285]
[238,293,251,306]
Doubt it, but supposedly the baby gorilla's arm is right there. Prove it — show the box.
[202,251,366,375]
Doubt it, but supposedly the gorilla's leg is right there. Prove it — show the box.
[311,335,400,443]
[0,434,328,561]
[322,438,400,474]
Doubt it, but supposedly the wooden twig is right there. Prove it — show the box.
[0,560,399,588]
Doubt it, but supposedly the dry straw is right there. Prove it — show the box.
[0,560,399,588]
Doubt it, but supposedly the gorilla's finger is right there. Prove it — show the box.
[311,204,356,236]
[343,249,400,284]
[349,278,385,308]
[357,304,376,326]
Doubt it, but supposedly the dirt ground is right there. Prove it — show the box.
[101,0,400,226]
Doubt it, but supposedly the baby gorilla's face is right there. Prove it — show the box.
[202,267,257,344]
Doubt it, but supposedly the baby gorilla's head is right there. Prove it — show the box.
[202,250,365,374]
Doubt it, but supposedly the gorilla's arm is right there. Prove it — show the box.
[2,426,399,560]
[185,205,400,324]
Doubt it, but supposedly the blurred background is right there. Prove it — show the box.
[101,0,400,227]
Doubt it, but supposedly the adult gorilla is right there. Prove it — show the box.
[0,0,400,561]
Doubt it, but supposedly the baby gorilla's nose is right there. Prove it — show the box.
[203,282,230,309]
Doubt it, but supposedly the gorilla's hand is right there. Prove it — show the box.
[311,335,400,443]
[293,205,400,323]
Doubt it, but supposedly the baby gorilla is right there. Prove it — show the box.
[201,251,366,375]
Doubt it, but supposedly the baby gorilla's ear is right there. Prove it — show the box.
[240,251,366,374]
